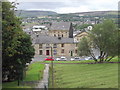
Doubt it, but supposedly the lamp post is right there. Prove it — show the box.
[50,46,54,88]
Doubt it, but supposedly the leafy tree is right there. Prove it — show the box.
[78,19,118,62]
[2,2,35,82]
[89,19,118,62]
[78,37,90,56]
[75,24,93,31]
[78,37,97,61]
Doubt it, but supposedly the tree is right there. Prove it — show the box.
[89,19,118,62]
[2,2,35,82]
[78,19,118,62]
[78,37,97,61]
[75,24,93,31]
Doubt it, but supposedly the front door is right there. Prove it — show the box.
[71,51,73,56]
[46,50,49,55]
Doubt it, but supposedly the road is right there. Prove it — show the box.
[31,55,74,63]
[30,54,99,63]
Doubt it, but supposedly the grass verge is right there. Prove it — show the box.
[23,62,45,81]
[2,62,45,88]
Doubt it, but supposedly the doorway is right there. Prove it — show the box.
[71,51,73,56]
[46,50,50,55]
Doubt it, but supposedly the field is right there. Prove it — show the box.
[49,58,119,88]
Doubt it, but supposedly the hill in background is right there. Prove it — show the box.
[15,10,57,17]
[15,10,118,20]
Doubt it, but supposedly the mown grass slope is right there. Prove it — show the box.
[49,62,118,88]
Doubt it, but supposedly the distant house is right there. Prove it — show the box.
[74,31,88,42]
[32,25,47,34]
[49,22,73,38]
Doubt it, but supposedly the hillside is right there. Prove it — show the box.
[15,10,118,19]
[15,10,57,17]
[71,11,118,16]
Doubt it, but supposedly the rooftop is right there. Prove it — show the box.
[34,34,74,44]
[49,22,71,31]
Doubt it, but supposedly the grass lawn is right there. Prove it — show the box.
[2,81,31,88]
[2,62,45,88]
[49,58,118,88]
[23,62,45,81]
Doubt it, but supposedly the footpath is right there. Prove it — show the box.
[36,64,49,89]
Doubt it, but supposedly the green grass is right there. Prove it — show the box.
[2,81,31,88]
[49,58,118,88]
[2,62,45,88]
[23,62,45,81]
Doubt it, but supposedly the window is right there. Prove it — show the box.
[58,34,60,37]
[46,50,49,55]
[53,44,57,48]
[75,50,78,54]
[39,44,42,48]
[61,49,64,53]
[46,44,50,48]
[39,50,42,55]
[54,34,56,37]
[61,44,64,47]
[53,50,57,55]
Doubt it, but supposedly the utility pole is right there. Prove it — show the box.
[51,46,54,88]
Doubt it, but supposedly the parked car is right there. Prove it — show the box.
[60,56,67,61]
[56,56,67,61]
[55,57,61,61]
[44,56,54,61]
[71,57,82,61]
[85,57,93,60]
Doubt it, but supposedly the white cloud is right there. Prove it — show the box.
[8,0,119,13]
[56,6,90,14]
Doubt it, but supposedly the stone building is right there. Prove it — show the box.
[34,35,77,57]
[74,31,88,42]
[49,22,73,38]
[33,22,88,57]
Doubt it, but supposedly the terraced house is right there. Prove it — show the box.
[33,22,87,57]
[34,35,77,57]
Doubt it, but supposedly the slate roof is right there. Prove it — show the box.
[49,22,71,30]
[74,31,88,37]
[34,34,74,44]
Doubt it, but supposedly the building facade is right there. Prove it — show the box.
[74,31,88,42]
[49,22,73,38]
[33,22,88,57]
[34,35,78,57]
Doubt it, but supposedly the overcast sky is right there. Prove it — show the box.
[8,0,120,14]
